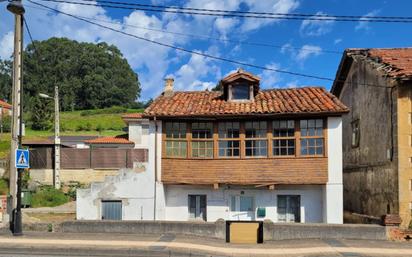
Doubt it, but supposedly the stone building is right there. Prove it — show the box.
[331,48,412,228]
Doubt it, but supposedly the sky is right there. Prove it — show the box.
[1,0,412,101]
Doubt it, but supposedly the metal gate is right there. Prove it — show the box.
[101,200,122,220]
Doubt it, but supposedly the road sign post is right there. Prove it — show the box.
[15,149,29,169]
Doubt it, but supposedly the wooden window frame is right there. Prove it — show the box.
[244,121,268,158]
[299,119,326,157]
[163,122,188,158]
[191,122,214,159]
[162,118,328,160]
[272,120,296,158]
[218,121,241,159]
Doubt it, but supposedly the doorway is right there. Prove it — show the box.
[230,195,255,220]
[277,195,301,222]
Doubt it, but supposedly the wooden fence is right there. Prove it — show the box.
[30,148,148,169]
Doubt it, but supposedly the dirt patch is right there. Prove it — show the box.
[25,213,75,223]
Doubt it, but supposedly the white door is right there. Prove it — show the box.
[230,195,255,220]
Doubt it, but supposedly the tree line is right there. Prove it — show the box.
[0,37,142,130]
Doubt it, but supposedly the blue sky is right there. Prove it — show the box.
[1,0,412,101]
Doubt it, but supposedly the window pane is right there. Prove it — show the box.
[192,122,213,139]
[245,121,267,138]
[218,140,240,157]
[232,84,250,100]
[274,120,295,137]
[219,122,240,138]
[165,122,186,139]
[240,196,253,212]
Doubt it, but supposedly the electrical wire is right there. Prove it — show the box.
[23,17,40,55]
[27,0,401,89]
[36,0,412,23]
[24,4,342,55]
[28,0,337,82]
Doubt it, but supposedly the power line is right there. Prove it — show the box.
[36,0,412,23]
[25,4,342,55]
[27,1,401,90]
[23,17,40,55]
[28,0,335,82]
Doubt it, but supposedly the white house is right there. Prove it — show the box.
[77,69,348,224]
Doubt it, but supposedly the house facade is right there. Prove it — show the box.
[331,48,412,228]
[77,69,348,224]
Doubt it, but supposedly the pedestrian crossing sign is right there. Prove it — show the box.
[15,149,29,169]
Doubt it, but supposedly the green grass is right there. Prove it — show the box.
[31,186,69,208]
[0,107,144,159]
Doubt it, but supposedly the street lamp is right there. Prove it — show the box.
[39,87,61,189]
[7,0,25,236]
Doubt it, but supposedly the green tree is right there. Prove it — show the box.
[29,96,53,130]
[24,37,141,112]
[0,60,12,102]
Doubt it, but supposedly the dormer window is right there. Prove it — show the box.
[220,68,260,102]
[232,83,250,100]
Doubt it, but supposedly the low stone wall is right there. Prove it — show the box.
[263,221,387,241]
[30,169,119,185]
[59,220,226,239]
[16,220,390,242]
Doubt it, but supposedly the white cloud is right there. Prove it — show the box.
[295,45,322,61]
[241,0,300,32]
[173,47,221,91]
[334,38,342,44]
[280,43,322,62]
[259,63,281,88]
[355,10,380,31]
[300,11,335,36]
[0,31,14,60]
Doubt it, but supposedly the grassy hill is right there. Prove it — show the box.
[0,107,144,159]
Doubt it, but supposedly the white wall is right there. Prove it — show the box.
[324,116,344,224]
[76,167,154,220]
[164,185,323,223]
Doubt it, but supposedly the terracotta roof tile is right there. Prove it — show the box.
[0,100,11,109]
[142,87,348,118]
[84,137,134,145]
[122,113,144,119]
[368,48,412,78]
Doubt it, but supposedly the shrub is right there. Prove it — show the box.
[85,122,92,131]
[1,115,11,133]
[31,186,69,208]
[0,178,8,195]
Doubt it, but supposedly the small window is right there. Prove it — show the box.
[218,122,240,157]
[188,195,207,221]
[191,122,213,158]
[273,120,295,156]
[239,196,254,212]
[351,119,360,148]
[232,83,250,100]
[245,121,267,157]
[165,122,187,157]
[300,119,324,156]
[277,195,300,223]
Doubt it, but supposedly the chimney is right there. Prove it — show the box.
[164,78,174,97]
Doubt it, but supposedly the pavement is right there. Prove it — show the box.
[0,231,411,257]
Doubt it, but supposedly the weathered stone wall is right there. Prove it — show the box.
[30,169,119,185]
[396,84,412,228]
[339,58,399,218]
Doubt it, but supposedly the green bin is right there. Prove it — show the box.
[257,207,266,218]
[21,188,32,208]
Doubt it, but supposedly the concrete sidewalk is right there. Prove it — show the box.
[0,231,411,256]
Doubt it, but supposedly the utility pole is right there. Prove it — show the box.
[7,0,25,236]
[39,87,60,189]
[54,86,60,189]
